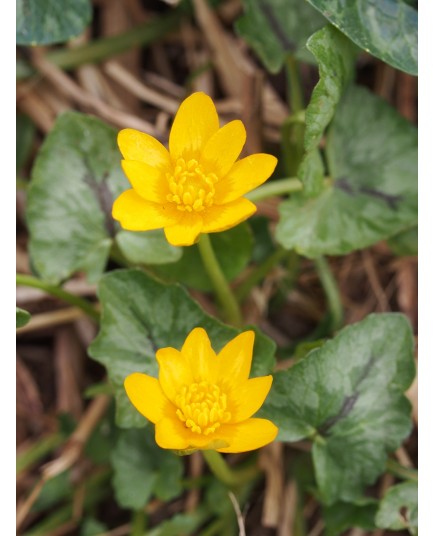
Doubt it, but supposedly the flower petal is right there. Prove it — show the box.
[169,92,219,160]
[216,331,255,388]
[214,154,278,204]
[121,160,167,203]
[155,416,226,450]
[156,347,193,403]
[124,373,171,424]
[201,198,256,234]
[228,376,273,423]
[112,189,177,231]
[164,214,203,246]
[200,120,246,177]
[118,129,170,168]
[216,418,278,453]
[180,327,218,383]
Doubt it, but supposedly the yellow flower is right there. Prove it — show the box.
[112,92,277,246]
[124,328,278,453]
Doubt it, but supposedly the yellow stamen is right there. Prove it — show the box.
[166,158,218,212]
[175,381,231,436]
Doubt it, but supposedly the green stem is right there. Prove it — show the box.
[313,257,343,332]
[131,510,147,536]
[200,518,227,536]
[16,274,100,322]
[386,459,418,482]
[16,9,183,79]
[282,55,305,176]
[202,451,257,488]
[235,247,289,302]
[197,234,242,327]
[246,178,303,203]
[17,433,64,474]
[286,54,304,113]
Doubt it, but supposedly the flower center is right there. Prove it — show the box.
[175,381,231,435]
[166,158,218,212]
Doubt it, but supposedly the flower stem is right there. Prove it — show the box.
[131,510,147,536]
[245,177,303,203]
[286,54,304,113]
[16,274,100,322]
[197,234,243,327]
[313,257,343,332]
[202,450,257,487]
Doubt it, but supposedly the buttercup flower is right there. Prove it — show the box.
[113,92,277,246]
[124,328,278,453]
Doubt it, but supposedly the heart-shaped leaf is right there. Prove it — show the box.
[260,313,415,504]
[89,269,276,428]
[27,112,181,284]
[306,0,417,75]
[276,86,417,257]
[17,0,92,45]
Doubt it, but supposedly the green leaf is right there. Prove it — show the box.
[16,0,92,45]
[276,86,417,257]
[116,230,182,265]
[146,511,208,536]
[297,149,325,198]
[88,269,276,427]
[17,114,35,173]
[26,112,177,284]
[261,313,415,504]
[324,500,378,535]
[375,481,418,534]
[80,518,108,536]
[32,472,73,513]
[16,307,31,328]
[250,216,275,263]
[152,223,253,291]
[111,428,183,509]
[235,0,326,73]
[387,227,418,256]
[306,0,417,75]
[304,25,358,153]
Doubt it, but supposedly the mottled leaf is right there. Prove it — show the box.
[17,0,92,45]
[111,428,183,509]
[88,269,276,427]
[297,149,325,197]
[276,86,417,257]
[306,0,417,75]
[304,25,358,153]
[26,112,180,284]
[261,313,415,503]
[235,0,326,73]
[375,481,418,534]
